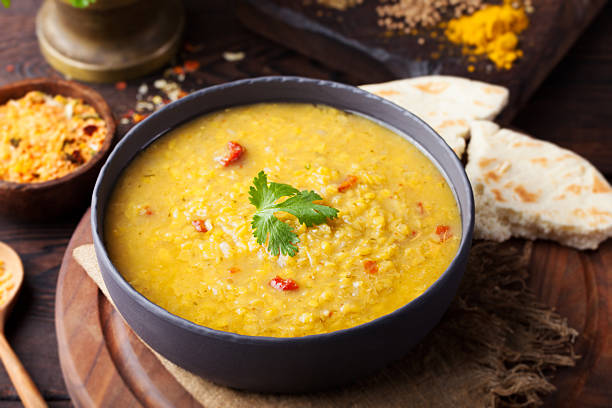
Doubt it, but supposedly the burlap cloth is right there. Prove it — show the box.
[73,241,578,408]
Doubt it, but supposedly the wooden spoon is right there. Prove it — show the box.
[0,242,47,408]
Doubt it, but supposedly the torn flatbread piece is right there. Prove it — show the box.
[466,120,612,250]
[360,76,509,157]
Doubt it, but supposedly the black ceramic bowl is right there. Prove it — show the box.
[92,76,474,393]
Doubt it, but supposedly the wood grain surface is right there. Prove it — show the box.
[0,0,610,406]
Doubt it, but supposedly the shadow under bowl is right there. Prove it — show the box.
[0,78,115,221]
[92,76,474,393]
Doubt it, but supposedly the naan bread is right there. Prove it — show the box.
[466,121,612,250]
[360,76,509,157]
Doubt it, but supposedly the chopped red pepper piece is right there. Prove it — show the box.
[218,141,245,166]
[269,276,299,291]
[83,124,98,136]
[132,113,148,123]
[192,220,208,232]
[436,225,451,242]
[184,60,200,72]
[363,260,378,274]
[338,175,358,193]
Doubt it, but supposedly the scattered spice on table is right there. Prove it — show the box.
[115,81,127,91]
[308,0,364,11]
[222,51,246,62]
[444,0,529,69]
[120,75,190,126]
[118,45,243,126]
[183,42,203,53]
[183,60,200,72]
[0,91,107,183]
[131,113,148,124]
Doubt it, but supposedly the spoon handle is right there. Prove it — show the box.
[0,333,47,408]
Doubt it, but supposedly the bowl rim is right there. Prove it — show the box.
[0,77,116,190]
[92,75,474,345]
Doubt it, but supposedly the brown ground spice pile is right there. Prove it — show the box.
[312,0,534,33]
[313,0,364,11]
[311,0,487,30]
[376,0,485,31]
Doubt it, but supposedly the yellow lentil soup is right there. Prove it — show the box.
[105,103,461,337]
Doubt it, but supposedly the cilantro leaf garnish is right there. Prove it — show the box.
[249,171,339,256]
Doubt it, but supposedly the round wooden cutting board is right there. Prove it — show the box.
[55,210,200,408]
[55,210,612,408]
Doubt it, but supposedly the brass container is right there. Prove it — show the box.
[36,0,185,83]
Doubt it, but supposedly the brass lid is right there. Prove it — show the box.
[36,0,185,83]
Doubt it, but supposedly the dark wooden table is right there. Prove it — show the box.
[0,1,610,406]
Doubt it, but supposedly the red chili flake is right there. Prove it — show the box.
[218,141,245,166]
[417,202,425,215]
[5,64,14,73]
[184,60,200,72]
[173,66,185,75]
[122,109,135,119]
[269,276,299,291]
[115,81,127,91]
[338,175,358,193]
[436,225,451,242]
[363,260,378,274]
[140,205,153,216]
[83,125,98,136]
[192,220,208,232]
[132,113,148,123]
[177,90,189,99]
[229,267,240,274]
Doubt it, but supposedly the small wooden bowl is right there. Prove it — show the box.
[0,78,115,221]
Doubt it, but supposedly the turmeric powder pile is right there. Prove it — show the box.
[445,1,529,70]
